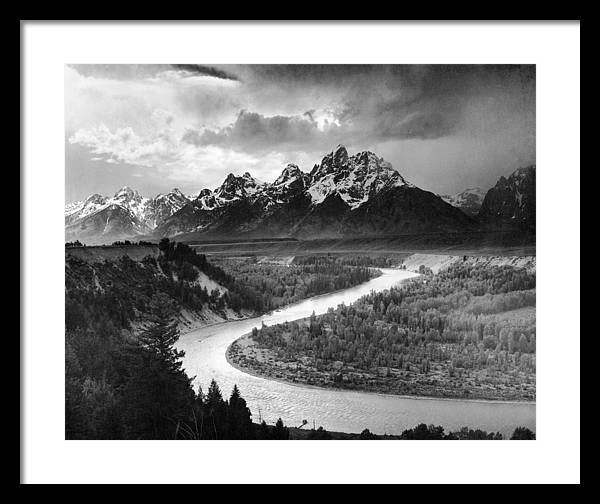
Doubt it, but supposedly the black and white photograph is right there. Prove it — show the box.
[22,21,580,484]
[64,62,538,441]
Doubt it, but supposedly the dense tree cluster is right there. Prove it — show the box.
[398,424,504,440]
[65,240,84,248]
[66,308,289,439]
[65,240,159,248]
[212,255,380,312]
[246,263,536,399]
[65,240,286,333]
[509,427,536,440]
[293,253,405,269]
[110,240,155,247]
[66,253,226,333]
[291,424,533,440]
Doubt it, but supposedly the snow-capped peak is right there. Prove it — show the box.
[113,186,140,199]
[308,146,410,209]
[440,187,485,216]
[155,188,187,201]
[85,193,106,204]
[66,145,418,240]
[65,186,189,231]
[274,164,304,186]
[169,188,185,197]
[65,194,108,222]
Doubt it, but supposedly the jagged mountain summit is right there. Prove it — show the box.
[478,165,536,231]
[65,187,190,244]
[67,145,514,244]
[154,145,474,241]
[440,187,486,217]
[194,172,264,211]
[307,145,411,209]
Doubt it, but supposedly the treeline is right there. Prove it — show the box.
[293,254,403,269]
[249,263,536,399]
[290,424,534,440]
[110,239,155,247]
[396,424,534,440]
[65,240,157,248]
[212,256,380,312]
[65,240,85,248]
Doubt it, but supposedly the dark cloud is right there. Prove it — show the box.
[67,64,536,198]
[171,64,240,81]
[68,64,240,81]
[179,65,535,150]
[329,64,534,142]
[182,109,332,151]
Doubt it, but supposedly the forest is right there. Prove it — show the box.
[230,263,536,401]
[292,253,406,269]
[210,254,379,312]
[65,244,295,439]
[66,240,380,332]
[66,242,535,438]
[66,310,291,439]
[65,241,380,439]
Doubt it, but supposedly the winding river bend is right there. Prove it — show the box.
[176,268,536,437]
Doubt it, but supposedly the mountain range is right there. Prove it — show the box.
[65,145,536,244]
[65,187,190,243]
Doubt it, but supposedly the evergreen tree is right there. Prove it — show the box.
[510,427,536,440]
[272,418,290,440]
[204,379,227,439]
[308,426,332,440]
[258,420,270,440]
[227,385,253,439]
[138,315,185,372]
[117,316,195,439]
[359,428,377,440]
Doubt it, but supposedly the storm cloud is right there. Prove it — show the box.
[181,65,534,149]
[182,109,333,151]
[66,64,535,202]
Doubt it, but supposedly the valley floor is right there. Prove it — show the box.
[186,231,536,257]
[226,252,536,403]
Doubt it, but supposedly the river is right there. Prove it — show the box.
[176,268,536,437]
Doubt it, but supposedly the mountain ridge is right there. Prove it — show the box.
[65,146,535,244]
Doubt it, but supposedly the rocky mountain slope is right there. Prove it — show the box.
[478,165,536,231]
[155,145,475,241]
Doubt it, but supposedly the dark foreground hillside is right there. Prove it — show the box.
[65,241,379,439]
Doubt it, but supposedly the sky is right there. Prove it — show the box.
[65,64,535,203]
